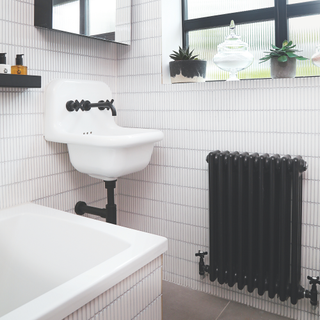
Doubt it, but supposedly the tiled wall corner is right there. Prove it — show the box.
[116,1,320,320]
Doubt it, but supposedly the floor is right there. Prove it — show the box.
[162,281,292,320]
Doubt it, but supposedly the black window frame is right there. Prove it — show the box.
[182,0,320,49]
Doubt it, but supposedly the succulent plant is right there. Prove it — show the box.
[260,40,308,63]
[169,46,199,61]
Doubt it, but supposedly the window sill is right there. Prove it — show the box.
[164,75,320,85]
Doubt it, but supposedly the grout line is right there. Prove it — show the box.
[216,301,231,320]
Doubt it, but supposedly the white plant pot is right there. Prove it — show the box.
[270,57,296,79]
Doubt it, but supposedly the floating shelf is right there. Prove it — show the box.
[0,74,41,88]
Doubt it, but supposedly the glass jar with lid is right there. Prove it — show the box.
[213,20,254,81]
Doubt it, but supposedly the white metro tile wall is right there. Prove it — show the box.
[116,1,320,320]
[1,0,320,320]
[0,0,118,213]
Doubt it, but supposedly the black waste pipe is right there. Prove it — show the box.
[75,180,117,224]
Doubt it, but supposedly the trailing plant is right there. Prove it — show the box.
[169,46,199,61]
[259,40,308,63]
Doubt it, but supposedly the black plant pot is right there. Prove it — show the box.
[169,60,207,83]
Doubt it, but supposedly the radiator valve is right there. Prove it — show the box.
[305,276,320,307]
[195,250,210,277]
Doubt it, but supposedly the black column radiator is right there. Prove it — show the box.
[204,151,309,305]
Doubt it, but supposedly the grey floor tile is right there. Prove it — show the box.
[216,301,291,320]
[163,281,292,320]
[162,281,229,320]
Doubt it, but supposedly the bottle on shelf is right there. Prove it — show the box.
[0,53,11,74]
[11,54,27,75]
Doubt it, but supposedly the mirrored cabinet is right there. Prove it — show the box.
[34,0,131,45]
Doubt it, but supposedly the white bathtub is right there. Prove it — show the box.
[0,203,168,320]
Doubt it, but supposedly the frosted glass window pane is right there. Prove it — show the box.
[188,21,275,80]
[289,15,320,77]
[187,0,274,20]
[89,0,116,36]
[53,1,79,34]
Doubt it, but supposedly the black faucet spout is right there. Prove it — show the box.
[84,99,116,116]
[106,99,117,116]
[66,99,117,116]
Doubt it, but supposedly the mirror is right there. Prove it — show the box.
[34,0,131,45]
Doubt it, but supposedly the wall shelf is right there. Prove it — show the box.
[0,74,41,88]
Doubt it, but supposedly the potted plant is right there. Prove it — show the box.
[169,46,207,83]
[259,40,308,79]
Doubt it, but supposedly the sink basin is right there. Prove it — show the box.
[44,79,163,180]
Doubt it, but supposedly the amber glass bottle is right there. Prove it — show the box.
[11,54,27,75]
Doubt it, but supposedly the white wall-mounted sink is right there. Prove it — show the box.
[44,79,163,181]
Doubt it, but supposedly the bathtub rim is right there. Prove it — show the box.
[0,203,168,320]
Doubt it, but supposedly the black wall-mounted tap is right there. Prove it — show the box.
[66,99,117,116]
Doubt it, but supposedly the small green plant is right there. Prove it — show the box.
[259,40,308,63]
[169,46,199,61]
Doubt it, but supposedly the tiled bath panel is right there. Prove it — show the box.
[63,256,163,320]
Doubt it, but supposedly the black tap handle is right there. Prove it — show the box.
[74,100,81,111]
[66,100,74,111]
[195,250,208,258]
[98,100,106,110]
[82,100,91,111]
[307,276,320,285]
[66,99,83,111]
[66,100,79,111]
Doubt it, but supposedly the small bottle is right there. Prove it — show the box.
[11,54,27,75]
[0,53,11,74]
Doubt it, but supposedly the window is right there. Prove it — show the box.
[182,0,320,80]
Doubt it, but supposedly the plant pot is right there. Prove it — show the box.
[169,60,207,84]
[270,57,296,79]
